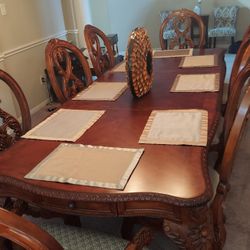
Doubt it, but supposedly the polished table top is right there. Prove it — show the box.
[0,48,225,209]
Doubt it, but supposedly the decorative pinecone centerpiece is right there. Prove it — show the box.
[125,27,153,98]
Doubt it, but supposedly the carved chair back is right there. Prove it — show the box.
[0,207,63,250]
[159,8,205,49]
[218,85,250,186]
[213,6,238,29]
[224,58,250,148]
[211,84,250,249]
[45,39,92,103]
[84,24,115,77]
[0,207,152,250]
[229,26,250,95]
[0,70,31,151]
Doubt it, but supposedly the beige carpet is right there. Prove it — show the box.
[224,121,250,250]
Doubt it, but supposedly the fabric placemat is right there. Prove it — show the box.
[179,55,217,68]
[73,82,128,101]
[139,109,208,146]
[25,143,144,190]
[22,109,105,142]
[111,62,126,72]
[171,73,220,92]
[153,48,193,58]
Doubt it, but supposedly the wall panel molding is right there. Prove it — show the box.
[1,29,79,60]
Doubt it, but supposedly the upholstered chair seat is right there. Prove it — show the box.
[208,166,220,202]
[162,29,176,40]
[208,27,236,38]
[0,208,152,250]
[30,218,130,250]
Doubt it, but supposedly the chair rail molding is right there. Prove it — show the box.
[67,29,79,35]
[1,30,78,60]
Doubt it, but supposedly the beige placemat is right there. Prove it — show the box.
[153,48,193,58]
[171,73,220,92]
[111,62,126,72]
[22,109,105,142]
[73,82,128,101]
[25,143,144,190]
[139,109,208,146]
[179,55,217,68]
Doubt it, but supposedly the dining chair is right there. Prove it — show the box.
[159,8,205,50]
[223,58,250,143]
[84,24,115,77]
[211,26,250,150]
[163,65,250,249]
[208,6,239,48]
[209,70,250,248]
[226,26,250,103]
[159,10,175,49]
[0,69,31,151]
[45,38,93,103]
[0,208,152,250]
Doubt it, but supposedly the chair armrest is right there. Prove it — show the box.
[0,208,63,250]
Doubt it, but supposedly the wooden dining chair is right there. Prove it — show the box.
[0,70,31,151]
[84,24,115,77]
[45,38,93,103]
[0,208,152,250]
[159,8,205,50]
[223,58,250,143]
[208,63,250,248]
[159,62,250,250]
[211,26,250,149]
[208,6,239,48]
[225,26,250,105]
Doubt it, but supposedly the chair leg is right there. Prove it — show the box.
[64,215,81,227]
[208,37,212,48]
[121,217,136,240]
[164,39,168,49]
[213,37,216,48]
[231,36,235,45]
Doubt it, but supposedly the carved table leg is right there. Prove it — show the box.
[12,199,28,215]
[211,183,228,249]
[64,215,81,227]
[121,217,136,240]
[1,197,13,209]
[163,205,218,250]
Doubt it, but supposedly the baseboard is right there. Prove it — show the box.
[30,98,50,116]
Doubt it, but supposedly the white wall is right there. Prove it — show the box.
[89,0,111,34]
[89,0,250,51]
[62,0,93,48]
[0,0,66,117]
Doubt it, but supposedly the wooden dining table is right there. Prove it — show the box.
[0,48,226,249]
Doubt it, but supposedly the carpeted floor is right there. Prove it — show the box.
[224,120,250,250]
[31,53,250,249]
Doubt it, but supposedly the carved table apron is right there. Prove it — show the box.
[0,49,226,249]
